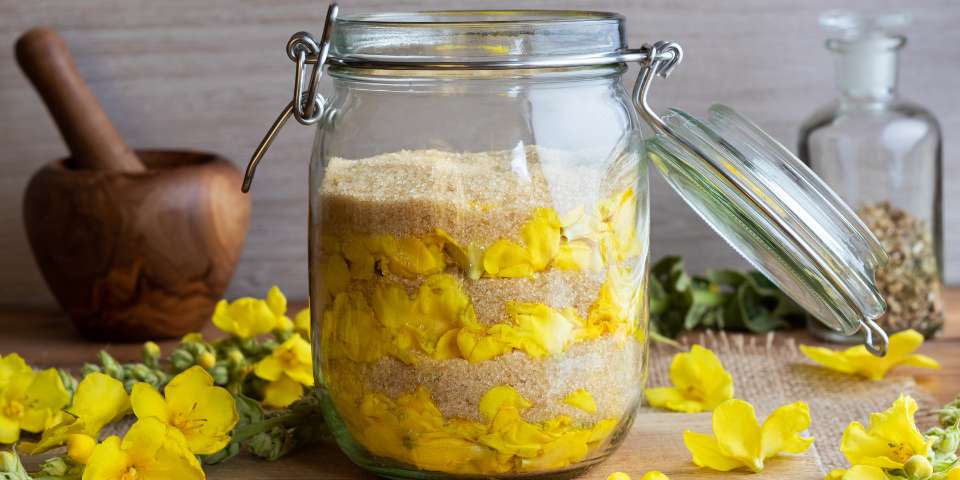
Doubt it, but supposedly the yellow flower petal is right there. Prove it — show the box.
[644,387,707,413]
[0,354,30,390]
[212,296,278,339]
[253,355,283,382]
[0,415,19,444]
[82,436,129,480]
[521,208,562,270]
[835,465,889,480]
[760,401,813,457]
[294,307,311,338]
[711,399,763,471]
[72,372,131,433]
[564,389,598,414]
[131,383,170,422]
[483,239,534,278]
[263,375,305,408]
[607,472,631,480]
[799,345,857,374]
[19,368,70,433]
[683,430,744,472]
[479,386,531,421]
[266,285,287,318]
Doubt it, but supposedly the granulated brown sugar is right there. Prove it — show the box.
[320,147,606,245]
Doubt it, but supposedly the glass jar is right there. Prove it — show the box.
[800,11,944,340]
[243,5,890,479]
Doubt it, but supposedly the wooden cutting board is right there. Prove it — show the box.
[210,412,824,479]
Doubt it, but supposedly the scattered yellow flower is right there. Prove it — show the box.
[645,345,734,413]
[23,372,130,454]
[839,395,929,470]
[522,208,563,270]
[212,285,290,339]
[254,334,314,408]
[607,472,631,480]
[83,417,204,480]
[66,433,96,464]
[684,399,813,472]
[564,389,597,414]
[0,354,69,444]
[131,366,238,455]
[800,329,940,380]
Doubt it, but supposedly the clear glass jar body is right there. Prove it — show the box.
[309,65,650,478]
[800,96,943,339]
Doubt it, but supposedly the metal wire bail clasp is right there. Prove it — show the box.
[242,4,339,193]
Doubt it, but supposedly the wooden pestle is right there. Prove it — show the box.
[15,27,145,172]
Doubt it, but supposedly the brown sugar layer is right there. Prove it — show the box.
[328,335,645,424]
[319,148,607,246]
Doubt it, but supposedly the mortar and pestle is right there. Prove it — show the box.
[16,27,251,341]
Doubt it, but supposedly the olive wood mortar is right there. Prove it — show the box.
[17,27,250,340]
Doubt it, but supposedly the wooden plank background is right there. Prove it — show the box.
[0,0,957,307]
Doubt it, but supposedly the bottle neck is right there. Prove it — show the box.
[829,35,904,105]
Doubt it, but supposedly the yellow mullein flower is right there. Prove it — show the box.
[254,334,314,408]
[0,357,69,444]
[82,417,204,480]
[23,372,130,454]
[645,345,733,413]
[131,366,238,455]
[839,395,929,470]
[293,306,311,339]
[683,399,813,472]
[800,329,939,380]
[212,286,290,339]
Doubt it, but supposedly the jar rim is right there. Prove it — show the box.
[329,9,633,69]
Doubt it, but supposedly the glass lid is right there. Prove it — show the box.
[645,104,889,349]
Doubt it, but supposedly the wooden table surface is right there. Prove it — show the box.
[1,288,958,479]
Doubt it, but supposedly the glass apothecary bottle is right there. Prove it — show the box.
[243,5,890,478]
[800,11,943,340]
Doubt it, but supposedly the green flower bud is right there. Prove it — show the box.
[927,426,960,455]
[903,454,933,480]
[143,341,162,368]
[98,351,124,379]
[0,451,17,471]
[170,349,195,371]
[941,398,960,428]
[39,455,69,475]
[57,369,78,395]
[128,363,153,380]
[210,364,230,386]
[80,363,101,376]
[227,349,245,366]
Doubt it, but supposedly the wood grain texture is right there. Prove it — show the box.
[0,0,957,308]
[22,151,250,339]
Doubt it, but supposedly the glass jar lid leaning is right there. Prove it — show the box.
[241,3,890,355]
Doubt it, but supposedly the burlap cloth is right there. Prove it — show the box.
[645,331,939,473]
